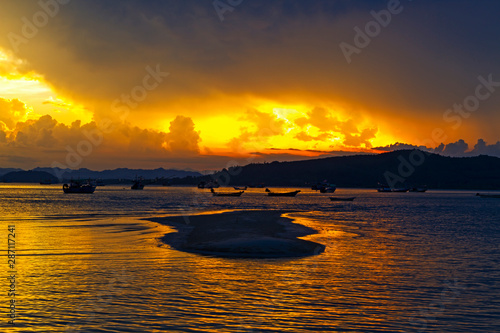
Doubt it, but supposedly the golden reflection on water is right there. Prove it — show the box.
[0,187,497,331]
[2,217,430,333]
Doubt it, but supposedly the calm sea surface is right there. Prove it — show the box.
[0,184,499,332]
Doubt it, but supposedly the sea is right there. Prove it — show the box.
[0,184,499,332]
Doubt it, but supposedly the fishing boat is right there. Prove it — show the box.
[210,188,244,197]
[476,193,500,198]
[377,184,408,192]
[233,186,247,190]
[40,179,55,185]
[320,186,336,193]
[391,188,409,192]
[377,185,392,192]
[131,177,145,190]
[63,180,96,194]
[312,180,336,193]
[265,188,300,197]
[329,196,356,201]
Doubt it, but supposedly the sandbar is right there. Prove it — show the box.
[148,210,325,258]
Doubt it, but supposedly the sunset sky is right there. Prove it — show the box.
[1,0,500,170]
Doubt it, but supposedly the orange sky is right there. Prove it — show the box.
[0,1,499,170]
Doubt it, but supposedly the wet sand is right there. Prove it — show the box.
[148,210,325,258]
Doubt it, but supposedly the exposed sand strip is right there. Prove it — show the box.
[148,210,325,258]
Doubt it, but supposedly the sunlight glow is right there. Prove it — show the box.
[0,47,401,161]
[0,48,93,126]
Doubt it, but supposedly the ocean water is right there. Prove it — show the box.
[0,184,499,332]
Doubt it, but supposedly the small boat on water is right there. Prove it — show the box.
[329,196,356,201]
[265,188,300,197]
[211,188,244,197]
[233,186,247,190]
[320,186,336,193]
[40,179,55,185]
[391,188,409,192]
[63,180,96,194]
[476,193,500,198]
[131,177,145,190]
[312,180,336,193]
[377,184,408,192]
[377,183,392,192]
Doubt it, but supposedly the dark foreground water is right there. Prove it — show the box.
[0,184,499,332]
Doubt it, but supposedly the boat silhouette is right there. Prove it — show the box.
[131,177,145,190]
[233,186,247,190]
[210,188,244,196]
[329,196,356,201]
[265,188,300,197]
[63,180,96,194]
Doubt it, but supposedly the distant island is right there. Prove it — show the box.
[2,150,500,190]
[0,167,201,184]
[0,171,59,183]
[187,150,500,190]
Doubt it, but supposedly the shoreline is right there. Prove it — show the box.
[147,210,325,258]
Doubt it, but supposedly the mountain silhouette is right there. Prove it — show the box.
[198,150,500,190]
[1,171,59,183]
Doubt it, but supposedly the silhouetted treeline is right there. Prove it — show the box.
[2,150,500,189]
[191,150,500,190]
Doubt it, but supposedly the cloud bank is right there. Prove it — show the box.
[374,139,500,158]
[0,0,500,169]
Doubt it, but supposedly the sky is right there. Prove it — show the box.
[0,0,500,171]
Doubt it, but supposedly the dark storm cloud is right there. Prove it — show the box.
[3,0,500,118]
[373,142,433,152]
[1,0,500,169]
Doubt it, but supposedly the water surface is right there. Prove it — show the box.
[1,185,498,332]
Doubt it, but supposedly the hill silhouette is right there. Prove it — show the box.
[2,150,499,189]
[0,167,201,182]
[196,150,500,190]
[32,167,201,180]
[1,171,59,183]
